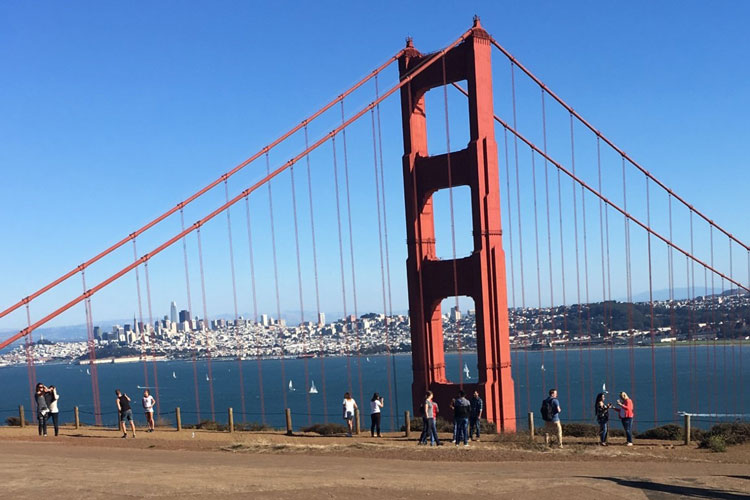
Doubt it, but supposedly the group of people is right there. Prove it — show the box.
[32,383,157,438]
[33,383,60,436]
[342,391,385,438]
[115,389,157,438]
[416,389,483,446]
[541,388,635,448]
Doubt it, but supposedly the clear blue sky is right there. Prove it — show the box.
[1,1,749,334]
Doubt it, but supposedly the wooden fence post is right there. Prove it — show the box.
[228,407,234,433]
[684,414,691,445]
[175,407,182,431]
[354,407,361,435]
[528,412,535,439]
[74,406,80,429]
[404,411,411,438]
[285,408,293,436]
[19,405,25,428]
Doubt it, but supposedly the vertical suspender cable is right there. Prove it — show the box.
[704,265,712,417]
[224,181,246,421]
[596,137,611,393]
[340,101,365,407]
[604,181,614,391]
[442,58,465,388]
[541,90,558,389]
[502,128,522,408]
[645,177,658,424]
[265,152,288,412]
[510,63,530,410]
[622,156,636,402]
[196,228,216,421]
[371,108,395,430]
[710,227,718,415]
[304,126,328,423]
[556,166,572,416]
[728,240,736,417]
[143,261,161,419]
[289,164,312,426]
[668,195,678,422]
[24,304,36,422]
[531,150,546,391]
[580,166,593,403]
[132,240,149,386]
[331,136,353,393]
[570,113,586,419]
[81,270,102,426]
[690,211,698,413]
[244,195,266,425]
[180,209,201,422]
[375,74,399,427]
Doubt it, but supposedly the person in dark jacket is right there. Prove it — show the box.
[451,390,472,446]
[34,383,50,436]
[469,390,484,441]
[594,392,612,446]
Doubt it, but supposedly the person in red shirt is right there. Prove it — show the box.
[616,392,634,446]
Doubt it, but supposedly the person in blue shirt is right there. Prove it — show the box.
[469,390,483,441]
[544,388,563,448]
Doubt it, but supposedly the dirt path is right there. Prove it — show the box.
[1,427,748,499]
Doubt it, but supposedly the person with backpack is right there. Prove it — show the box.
[541,388,563,448]
[469,390,483,441]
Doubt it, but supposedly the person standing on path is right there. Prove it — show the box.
[542,388,563,448]
[451,390,471,447]
[45,385,60,437]
[617,392,635,446]
[369,393,384,437]
[595,392,612,446]
[142,389,156,433]
[116,389,136,438]
[423,391,441,446]
[34,383,50,437]
[342,392,358,437]
[469,390,483,441]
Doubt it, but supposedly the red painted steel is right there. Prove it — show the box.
[398,19,516,432]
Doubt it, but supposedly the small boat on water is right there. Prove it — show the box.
[463,363,470,379]
[289,380,295,392]
[172,371,177,379]
[86,368,90,375]
[309,380,318,394]
[205,373,210,382]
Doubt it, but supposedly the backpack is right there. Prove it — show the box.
[540,398,555,422]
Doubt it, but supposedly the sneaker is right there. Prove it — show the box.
[463,443,470,447]
[475,438,480,442]
[558,444,564,449]
[626,442,633,446]
[43,434,47,437]
[121,434,127,438]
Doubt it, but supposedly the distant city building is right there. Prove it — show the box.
[317,312,325,326]
[178,309,190,324]
[170,301,178,324]
[260,314,269,327]
[93,326,101,341]
[450,306,461,322]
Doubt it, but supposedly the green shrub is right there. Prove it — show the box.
[5,416,21,426]
[698,423,750,449]
[636,424,683,441]
[560,423,599,437]
[704,435,727,452]
[186,420,226,431]
[401,417,496,434]
[301,423,348,435]
[235,422,274,432]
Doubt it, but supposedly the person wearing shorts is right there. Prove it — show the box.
[116,389,136,438]
[342,392,358,437]
[142,389,156,433]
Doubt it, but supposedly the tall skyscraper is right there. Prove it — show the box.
[317,312,325,326]
[170,301,178,324]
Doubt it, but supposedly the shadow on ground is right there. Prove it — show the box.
[586,476,749,499]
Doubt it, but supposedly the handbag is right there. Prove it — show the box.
[40,408,50,418]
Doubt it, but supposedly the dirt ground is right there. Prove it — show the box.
[1,426,749,499]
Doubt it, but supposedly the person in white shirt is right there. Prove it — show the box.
[369,392,384,437]
[142,389,156,432]
[45,385,60,437]
[342,392,358,437]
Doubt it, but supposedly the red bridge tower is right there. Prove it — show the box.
[399,19,516,432]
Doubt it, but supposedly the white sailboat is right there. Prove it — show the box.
[86,368,90,375]
[463,363,470,379]
[289,380,295,392]
[172,371,177,379]
[602,382,607,394]
[309,380,318,394]
[541,363,546,372]
[205,373,210,381]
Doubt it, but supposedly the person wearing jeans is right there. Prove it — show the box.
[617,391,635,446]
[34,383,49,437]
[451,390,472,447]
[469,390,483,441]
[594,392,612,446]
[45,385,60,437]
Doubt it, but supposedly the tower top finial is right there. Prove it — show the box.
[473,15,481,28]
[405,36,414,48]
